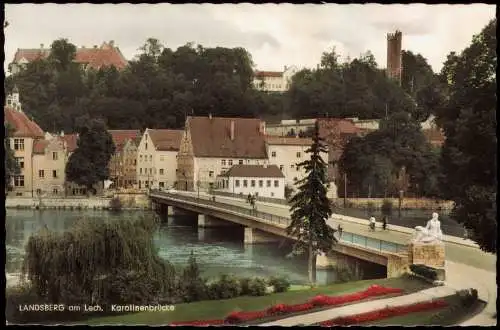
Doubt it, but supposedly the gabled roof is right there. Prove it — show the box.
[147,129,183,151]
[109,130,141,152]
[62,134,78,152]
[221,165,284,178]
[255,71,283,78]
[187,116,268,159]
[423,128,446,147]
[12,42,128,70]
[265,136,313,146]
[4,106,44,138]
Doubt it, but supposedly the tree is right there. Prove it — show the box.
[4,123,20,192]
[48,39,77,72]
[65,117,116,195]
[178,251,207,302]
[436,19,496,253]
[287,121,336,285]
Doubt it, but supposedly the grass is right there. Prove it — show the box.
[363,294,486,326]
[82,274,431,325]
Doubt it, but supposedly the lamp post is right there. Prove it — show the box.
[398,189,404,218]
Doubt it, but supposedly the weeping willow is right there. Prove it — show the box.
[22,215,176,306]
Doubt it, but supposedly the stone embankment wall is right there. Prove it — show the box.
[5,193,151,210]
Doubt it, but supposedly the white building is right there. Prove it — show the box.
[265,118,317,137]
[176,115,269,191]
[136,128,183,190]
[216,164,286,199]
[253,65,299,92]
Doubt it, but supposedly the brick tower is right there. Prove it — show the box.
[387,30,402,84]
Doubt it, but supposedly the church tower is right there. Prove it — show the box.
[387,30,402,85]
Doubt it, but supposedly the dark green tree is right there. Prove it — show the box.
[178,251,207,302]
[435,19,496,253]
[4,123,21,192]
[287,121,336,285]
[48,38,77,72]
[65,117,116,195]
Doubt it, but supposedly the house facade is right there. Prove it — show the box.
[176,115,269,192]
[136,128,183,190]
[253,65,299,92]
[32,136,68,197]
[4,93,45,197]
[216,165,286,199]
[108,130,141,188]
[10,41,128,74]
[121,138,139,188]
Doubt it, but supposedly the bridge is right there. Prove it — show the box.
[149,190,410,278]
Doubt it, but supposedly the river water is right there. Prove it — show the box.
[5,209,385,286]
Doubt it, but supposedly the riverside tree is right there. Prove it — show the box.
[435,19,497,253]
[65,117,116,195]
[287,121,336,285]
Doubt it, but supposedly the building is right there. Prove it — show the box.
[176,115,269,192]
[4,92,45,196]
[216,165,286,199]
[136,128,183,190]
[387,30,403,84]
[10,41,128,74]
[32,135,69,197]
[253,65,299,92]
[108,130,141,188]
[265,118,317,137]
[121,137,140,188]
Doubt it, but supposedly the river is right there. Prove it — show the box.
[5,209,386,286]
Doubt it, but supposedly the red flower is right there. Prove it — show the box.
[267,303,288,314]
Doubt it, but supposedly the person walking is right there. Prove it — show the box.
[369,216,376,231]
[382,216,388,230]
[337,224,343,239]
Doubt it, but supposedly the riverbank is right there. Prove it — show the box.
[5,194,151,210]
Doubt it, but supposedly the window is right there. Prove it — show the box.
[159,182,165,188]
[52,152,58,160]
[140,155,143,162]
[228,159,233,166]
[266,180,271,187]
[209,171,214,177]
[160,169,164,175]
[274,180,279,187]
[235,180,240,187]
[149,155,152,162]
[239,160,244,165]
[134,159,137,165]
[271,151,276,157]
[279,165,284,171]
[39,170,44,178]
[221,159,226,166]
[271,192,275,197]
[53,188,58,194]
[251,180,255,187]
[140,168,142,174]
[296,152,301,158]
[243,180,248,187]
[16,157,24,169]
[36,189,42,195]
[52,170,58,178]
[14,175,24,187]
[291,164,295,169]
[14,139,24,151]
[145,142,148,150]
[259,180,263,187]
[149,168,152,174]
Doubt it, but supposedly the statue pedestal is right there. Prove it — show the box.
[408,242,445,269]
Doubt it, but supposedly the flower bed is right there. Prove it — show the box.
[170,284,403,326]
[319,300,448,326]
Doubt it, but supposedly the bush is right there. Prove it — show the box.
[268,276,291,293]
[178,252,208,302]
[366,201,376,213]
[239,277,251,295]
[207,274,242,300]
[284,185,295,200]
[381,199,393,216]
[457,288,478,307]
[247,277,267,296]
[109,196,122,211]
[409,264,438,281]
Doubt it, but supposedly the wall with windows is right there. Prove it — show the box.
[9,137,35,197]
[193,157,269,191]
[216,175,285,199]
[32,138,67,196]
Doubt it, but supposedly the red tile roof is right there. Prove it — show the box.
[109,130,141,152]
[148,129,183,151]
[12,42,128,70]
[221,165,284,178]
[423,128,446,147]
[265,136,313,146]
[33,139,50,154]
[255,71,283,78]
[62,134,78,152]
[4,106,44,138]
[187,116,268,159]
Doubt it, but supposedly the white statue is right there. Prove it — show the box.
[413,212,444,244]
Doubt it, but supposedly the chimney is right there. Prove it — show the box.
[109,40,114,47]
[209,113,212,119]
[284,65,288,72]
[60,130,64,137]
[40,43,44,49]
[230,120,235,141]
[259,121,266,135]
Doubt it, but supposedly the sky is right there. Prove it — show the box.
[4,3,496,74]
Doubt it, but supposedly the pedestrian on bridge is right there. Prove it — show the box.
[382,216,388,230]
[337,224,343,238]
[369,216,376,231]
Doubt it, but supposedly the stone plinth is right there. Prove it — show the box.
[408,242,445,268]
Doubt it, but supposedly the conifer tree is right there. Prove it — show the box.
[287,121,336,285]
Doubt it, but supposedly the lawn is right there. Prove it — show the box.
[82,274,431,325]
[363,294,486,326]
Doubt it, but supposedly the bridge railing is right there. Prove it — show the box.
[151,190,408,255]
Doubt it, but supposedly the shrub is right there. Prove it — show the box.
[109,196,122,212]
[457,288,478,308]
[268,276,291,293]
[284,185,295,200]
[247,277,267,296]
[177,252,208,302]
[410,264,438,281]
[381,199,393,216]
[208,274,242,300]
[239,277,251,295]
[366,201,376,213]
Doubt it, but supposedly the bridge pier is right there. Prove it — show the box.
[198,214,233,228]
[316,252,336,270]
[244,227,280,244]
[386,254,410,278]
